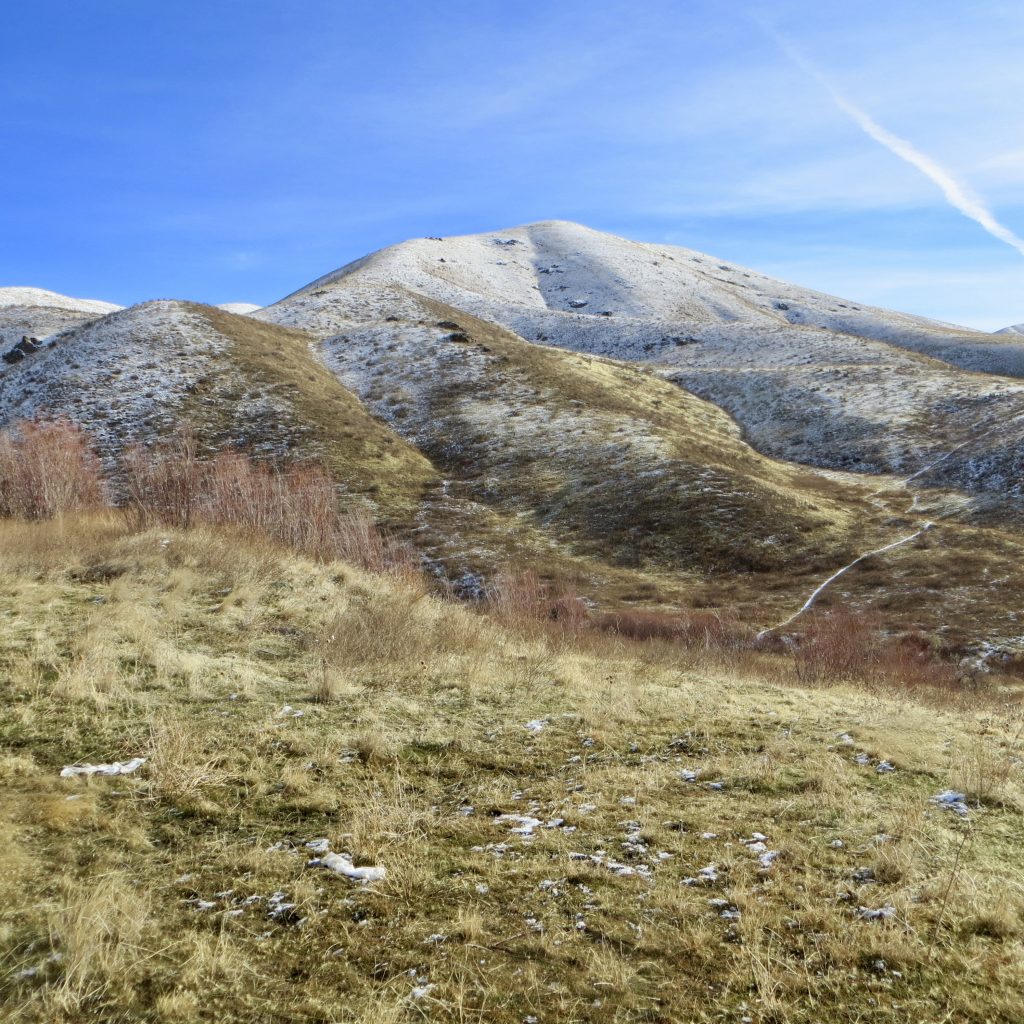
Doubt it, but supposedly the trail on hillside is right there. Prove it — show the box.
[757,523,933,638]
[760,404,1024,639]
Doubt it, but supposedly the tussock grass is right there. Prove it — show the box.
[1,516,1023,1022]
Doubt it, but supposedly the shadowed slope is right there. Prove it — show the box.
[262,279,887,609]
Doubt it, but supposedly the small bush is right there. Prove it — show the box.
[0,419,106,518]
[595,607,749,650]
[793,609,875,685]
[485,568,588,635]
[793,608,956,689]
[120,427,415,571]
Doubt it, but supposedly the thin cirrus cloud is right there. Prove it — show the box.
[758,18,1024,259]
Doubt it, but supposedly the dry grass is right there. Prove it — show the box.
[484,567,588,636]
[595,606,751,649]
[1,515,1023,1022]
[185,303,438,517]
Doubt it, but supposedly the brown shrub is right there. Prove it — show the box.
[793,608,956,689]
[485,568,588,635]
[793,609,876,685]
[0,419,106,519]
[873,638,958,690]
[121,426,201,529]
[119,427,416,572]
[0,419,415,575]
[595,607,750,650]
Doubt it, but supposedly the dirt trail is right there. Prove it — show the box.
[760,407,1018,639]
[757,523,933,639]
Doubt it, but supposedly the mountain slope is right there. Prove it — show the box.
[322,294,872,574]
[8,224,1024,643]
[291,220,1024,372]
[258,277,911,617]
[0,301,435,517]
[0,287,123,351]
[267,221,1024,510]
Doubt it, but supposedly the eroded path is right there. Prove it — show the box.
[757,522,933,638]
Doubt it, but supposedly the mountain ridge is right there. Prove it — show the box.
[5,221,1024,646]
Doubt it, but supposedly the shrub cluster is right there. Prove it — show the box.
[0,419,406,570]
[791,609,956,689]
[0,418,969,692]
[0,419,106,518]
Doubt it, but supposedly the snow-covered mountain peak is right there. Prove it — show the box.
[0,286,121,315]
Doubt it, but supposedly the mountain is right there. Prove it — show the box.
[0,286,121,316]
[0,286,122,353]
[260,221,1024,511]
[278,219,1022,370]
[5,222,1024,646]
[997,323,1024,336]
[217,302,262,315]
[0,300,434,516]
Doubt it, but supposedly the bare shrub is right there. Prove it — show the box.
[121,425,201,529]
[486,567,547,625]
[486,568,588,636]
[118,426,418,572]
[334,505,423,581]
[873,638,957,691]
[794,608,956,689]
[0,419,105,518]
[548,578,589,635]
[793,609,875,685]
[595,607,750,650]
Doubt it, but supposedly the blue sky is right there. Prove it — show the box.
[3,0,1022,328]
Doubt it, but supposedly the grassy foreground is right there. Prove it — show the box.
[1,516,1023,1023]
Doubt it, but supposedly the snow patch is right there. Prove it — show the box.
[60,757,145,778]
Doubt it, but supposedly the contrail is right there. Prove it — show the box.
[759,19,1024,258]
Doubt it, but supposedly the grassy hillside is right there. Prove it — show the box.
[0,301,437,521]
[182,305,436,517]
[309,292,886,600]
[2,515,1022,1023]
[258,284,1024,646]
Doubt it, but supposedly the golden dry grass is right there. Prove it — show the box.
[184,304,437,517]
[2,515,1023,1023]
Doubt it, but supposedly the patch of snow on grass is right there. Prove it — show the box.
[60,757,146,778]
[931,790,972,816]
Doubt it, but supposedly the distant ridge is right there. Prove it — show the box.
[0,286,121,315]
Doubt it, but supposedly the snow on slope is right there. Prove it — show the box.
[259,221,1024,507]
[276,220,1024,373]
[0,286,121,315]
[0,287,124,351]
[310,297,865,577]
[996,323,1024,336]
[0,301,227,456]
[217,302,262,315]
